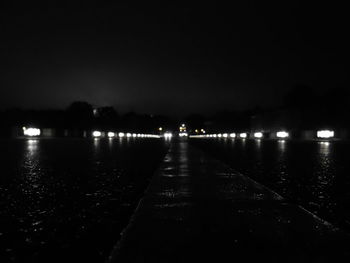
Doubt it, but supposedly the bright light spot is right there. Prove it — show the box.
[276,131,289,138]
[126,133,132,138]
[158,127,163,131]
[164,132,173,138]
[107,132,115,138]
[201,129,205,133]
[240,133,247,138]
[132,133,137,137]
[92,131,101,137]
[179,132,188,137]
[230,133,236,138]
[217,134,222,137]
[317,130,334,139]
[254,132,263,138]
[181,124,185,127]
[118,132,125,137]
[23,127,41,137]
[223,133,228,138]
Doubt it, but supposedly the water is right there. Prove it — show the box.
[0,138,168,262]
[190,138,350,229]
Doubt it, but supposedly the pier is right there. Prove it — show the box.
[108,139,350,262]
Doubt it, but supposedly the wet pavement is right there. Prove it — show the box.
[108,139,350,263]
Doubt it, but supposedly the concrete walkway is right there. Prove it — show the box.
[108,140,350,263]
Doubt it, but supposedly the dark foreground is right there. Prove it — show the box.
[110,139,350,262]
[0,138,168,263]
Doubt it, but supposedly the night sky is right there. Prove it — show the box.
[1,2,349,116]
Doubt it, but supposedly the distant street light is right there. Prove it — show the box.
[276,131,289,138]
[317,130,334,139]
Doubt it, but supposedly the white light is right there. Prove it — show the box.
[132,133,137,137]
[317,130,334,139]
[107,132,115,138]
[118,132,125,137]
[230,133,236,138]
[240,133,247,138]
[254,132,263,138]
[92,131,101,137]
[217,134,222,137]
[181,124,185,127]
[179,132,188,137]
[23,127,41,137]
[223,133,228,138]
[276,131,289,138]
[164,132,173,138]
[126,133,132,138]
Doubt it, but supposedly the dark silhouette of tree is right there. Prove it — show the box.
[66,101,94,128]
[94,106,119,129]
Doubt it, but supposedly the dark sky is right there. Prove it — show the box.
[1,2,349,116]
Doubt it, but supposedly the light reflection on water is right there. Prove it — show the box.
[0,138,168,262]
[191,139,350,228]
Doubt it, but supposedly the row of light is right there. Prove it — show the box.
[21,127,335,140]
[92,131,160,138]
[190,130,335,139]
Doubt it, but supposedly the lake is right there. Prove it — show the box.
[190,138,350,230]
[0,138,168,263]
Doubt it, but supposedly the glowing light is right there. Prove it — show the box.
[217,134,222,137]
[23,127,41,137]
[118,132,125,137]
[230,133,236,138]
[179,132,188,137]
[240,133,247,138]
[132,133,137,137]
[107,132,115,138]
[126,133,132,138]
[164,132,173,138]
[276,131,289,138]
[223,133,228,138]
[92,131,101,137]
[317,130,334,139]
[181,124,185,127]
[201,129,205,133]
[254,132,263,138]
[158,127,163,131]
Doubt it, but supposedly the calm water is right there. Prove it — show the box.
[190,138,350,229]
[0,138,168,263]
